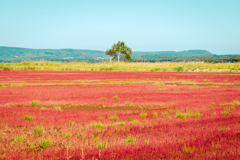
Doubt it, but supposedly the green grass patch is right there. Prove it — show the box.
[97,143,106,149]
[101,97,107,100]
[92,123,103,128]
[28,142,35,150]
[126,137,136,144]
[54,106,61,111]
[112,95,119,100]
[132,119,138,125]
[31,100,40,106]
[24,115,33,121]
[144,140,150,145]
[14,135,26,144]
[109,116,118,122]
[34,127,43,136]
[220,100,240,106]
[118,122,125,126]
[39,139,52,148]
[153,112,158,118]
[69,121,74,126]
[63,132,71,139]
[183,145,194,154]
[139,113,147,118]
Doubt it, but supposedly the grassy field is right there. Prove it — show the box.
[0,61,240,72]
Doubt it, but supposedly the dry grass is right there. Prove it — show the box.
[0,61,240,72]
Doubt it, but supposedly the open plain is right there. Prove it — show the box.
[0,68,240,159]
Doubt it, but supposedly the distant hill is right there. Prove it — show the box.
[0,46,105,62]
[0,46,238,63]
[133,50,214,59]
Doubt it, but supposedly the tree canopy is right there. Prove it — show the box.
[106,41,132,62]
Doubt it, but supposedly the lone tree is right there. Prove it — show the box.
[106,41,132,62]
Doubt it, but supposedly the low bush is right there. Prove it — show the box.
[34,127,43,136]
[31,100,39,106]
[109,116,118,122]
[92,123,103,128]
[126,137,136,144]
[39,139,52,148]
[24,115,33,121]
[14,135,26,144]
[112,96,118,100]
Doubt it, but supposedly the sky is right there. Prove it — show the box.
[0,0,240,55]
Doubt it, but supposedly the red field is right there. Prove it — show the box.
[0,70,240,159]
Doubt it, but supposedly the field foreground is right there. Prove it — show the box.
[0,70,240,159]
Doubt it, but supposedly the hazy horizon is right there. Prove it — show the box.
[1,0,240,55]
[1,45,239,56]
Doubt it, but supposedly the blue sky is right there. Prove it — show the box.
[0,0,240,55]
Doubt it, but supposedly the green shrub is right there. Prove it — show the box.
[69,121,74,126]
[101,97,107,100]
[109,116,118,122]
[175,67,183,72]
[230,100,240,105]
[34,127,43,136]
[14,135,26,144]
[118,122,125,126]
[125,101,132,106]
[219,127,225,132]
[127,116,133,121]
[222,112,228,116]
[193,112,200,118]
[183,146,194,154]
[175,111,190,119]
[144,140,150,145]
[222,107,229,115]
[24,115,33,121]
[92,123,103,128]
[54,106,61,111]
[31,100,39,106]
[97,143,106,149]
[212,112,216,116]
[63,133,71,138]
[112,95,119,100]
[126,137,136,144]
[219,100,240,106]
[77,133,83,138]
[211,102,216,105]
[99,117,104,122]
[153,112,158,118]
[39,139,52,148]
[162,112,168,115]
[139,113,147,118]
[28,142,35,149]
[11,84,17,87]
[132,120,138,125]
